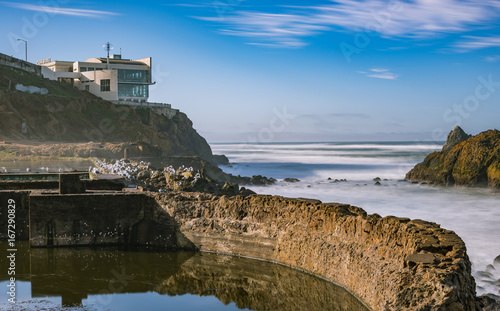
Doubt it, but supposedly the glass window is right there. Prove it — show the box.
[88,67,95,71]
[100,79,110,92]
[117,69,149,83]
[80,67,87,72]
[118,84,148,98]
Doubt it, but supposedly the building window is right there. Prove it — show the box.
[85,85,90,92]
[80,67,87,72]
[88,67,95,71]
[118,84,148,98]
[100,79,110,92]
[117,69,149,83]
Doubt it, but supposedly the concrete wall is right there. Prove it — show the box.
[28,193,181,248]
[79,69,118,101]
[0,191,30,241]
[0,53,41,76]
[153,192,480,311]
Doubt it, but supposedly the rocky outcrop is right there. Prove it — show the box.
[443,126,471,151]
[406,129,500,187]
[153,192,480,311]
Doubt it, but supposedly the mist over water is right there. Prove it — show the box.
[212,142,500,297]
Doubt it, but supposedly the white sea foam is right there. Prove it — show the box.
[212,142,500,297]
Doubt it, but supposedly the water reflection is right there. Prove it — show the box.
[0,243,368,310]
[0,159,94,174]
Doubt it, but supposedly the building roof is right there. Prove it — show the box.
[92,57,148,65]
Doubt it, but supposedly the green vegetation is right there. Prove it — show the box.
[135,107,150,125]
[0,65,85,97]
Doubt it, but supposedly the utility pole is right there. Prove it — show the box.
[105,42,112,70]
[17,39,27,62]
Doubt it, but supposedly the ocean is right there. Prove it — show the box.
[211,141,500,298]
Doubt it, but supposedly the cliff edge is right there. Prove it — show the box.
[406,127,500,187]
[0,64,217,163]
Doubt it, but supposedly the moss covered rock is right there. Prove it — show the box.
[406,129,500,187]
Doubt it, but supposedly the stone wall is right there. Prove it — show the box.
[0,53,42,76]
[153,192,480,311]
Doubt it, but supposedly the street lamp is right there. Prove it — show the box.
[17,39,27,62]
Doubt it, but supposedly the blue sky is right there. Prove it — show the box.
[1,0,499,142]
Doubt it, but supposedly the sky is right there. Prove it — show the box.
[0,0,499,143]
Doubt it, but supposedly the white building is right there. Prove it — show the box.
[38,55,153,103]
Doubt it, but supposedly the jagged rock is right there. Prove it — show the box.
[406,129,500,187]
[239,187,256,196]
[220,182,239,196]
[479,295,500,311]
[283,178,300,183]
[251,175,277,185]
[373,177,381,182]
[442,126,471,151]
[137,170,151,180]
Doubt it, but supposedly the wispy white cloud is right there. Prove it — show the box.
[484,55,500,62]
[359,68,398,80]
[453,36,500,52]
[194,0,500,48]
[197,12,329,48]
[1,2,120,18]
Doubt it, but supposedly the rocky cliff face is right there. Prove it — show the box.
[0,64,216,163]
[153,192,480,311]
[406,129,500,187]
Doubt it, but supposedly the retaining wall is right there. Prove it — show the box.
[29,193,179,248]
[0,53,42,76]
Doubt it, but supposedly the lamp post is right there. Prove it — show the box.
[17,39,27,62]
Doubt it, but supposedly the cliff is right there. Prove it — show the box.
[406,128,500,187]
[0,64,215,162]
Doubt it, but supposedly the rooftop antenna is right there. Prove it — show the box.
[103,42,113,69]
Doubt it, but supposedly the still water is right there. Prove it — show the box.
[0,243,368,311]
[0,159,94,174]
